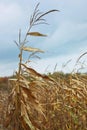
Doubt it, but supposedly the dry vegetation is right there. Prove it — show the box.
[0,72,87,130]
[48,72,87,130]
[0,3,87,130]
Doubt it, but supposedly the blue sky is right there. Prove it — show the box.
[0,0,87,76]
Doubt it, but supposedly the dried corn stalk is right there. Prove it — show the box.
[4,3,59,130]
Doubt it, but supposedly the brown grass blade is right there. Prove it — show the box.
[22,46,44,53]
[21,101,36,130]
[37,9,59,20]
[27,32,47,37]
[21,63,55,82]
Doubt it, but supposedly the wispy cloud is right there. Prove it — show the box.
[0,52,87,76]
[0,61,18,77]
[0,2,22,26]
[38,21,87,55]
[32,53,87,74]
[0,0,87,76]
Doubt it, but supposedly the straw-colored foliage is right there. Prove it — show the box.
[3,3,87,130]
[4,3,59,130]
[47,72,87,130]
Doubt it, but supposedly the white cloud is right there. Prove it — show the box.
[0,0,87,76]
[0,52,87,77]
[0,61,18,77]
[29,54,82,74]
[0,2,22,26]
[38,21,87,51]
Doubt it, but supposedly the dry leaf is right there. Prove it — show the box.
[27,32,47,37]
[22,46,44,53]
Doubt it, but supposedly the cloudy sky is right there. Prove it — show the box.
[0,0,87,76]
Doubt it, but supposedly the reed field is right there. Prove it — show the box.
[0,72,87,130]
[0,3,87,130]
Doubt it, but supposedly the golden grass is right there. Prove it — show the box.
[3,3,87,130]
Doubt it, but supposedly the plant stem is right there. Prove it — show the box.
[18,49,22,81]
[15,49,23,130]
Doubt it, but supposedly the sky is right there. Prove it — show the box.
[0,0,87,76]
